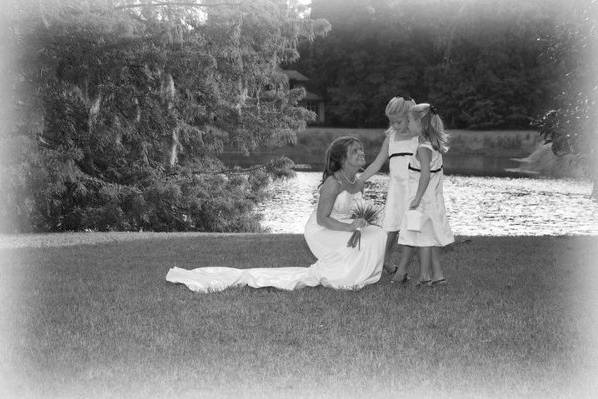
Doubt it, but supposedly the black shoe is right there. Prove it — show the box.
[391,273,410,284]
[384,264,398,274]
[430,278,447,287]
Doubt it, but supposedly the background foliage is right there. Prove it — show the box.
[531,0,597,195]
[294,0,596,195]
[1,0,595,233]
[0,0,330,233]
[294,0,594,130]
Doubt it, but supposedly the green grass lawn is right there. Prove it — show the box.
[1,234,597,399]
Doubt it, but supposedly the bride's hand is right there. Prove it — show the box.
[349,218,368,231]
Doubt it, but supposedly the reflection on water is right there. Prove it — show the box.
[257,172,598,235]
[443,154,520,176]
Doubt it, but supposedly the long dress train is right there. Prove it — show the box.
[165,191,387,293]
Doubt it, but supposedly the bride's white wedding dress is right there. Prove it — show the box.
[166,191,386,293]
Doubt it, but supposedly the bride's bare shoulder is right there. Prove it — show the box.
[319,175,342,196]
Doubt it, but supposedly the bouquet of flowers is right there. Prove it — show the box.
[347,201,381,250]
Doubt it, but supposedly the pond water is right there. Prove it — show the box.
[256,172,598,236]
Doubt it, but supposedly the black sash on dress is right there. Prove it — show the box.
[388,152,413,159]
[408,164,443,173]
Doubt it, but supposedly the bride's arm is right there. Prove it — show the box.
[358,135,389,182]
[316,178,365,232]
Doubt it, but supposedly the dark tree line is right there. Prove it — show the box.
[294,0,590,130]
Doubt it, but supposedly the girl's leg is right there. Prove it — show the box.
[383,231,399,272]
[430,246,445,282]
[417,247,432,283]
[391,244,413,281]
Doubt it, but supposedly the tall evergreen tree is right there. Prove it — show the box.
[0,0,330,232]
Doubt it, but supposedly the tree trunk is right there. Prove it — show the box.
[169,127,179,167]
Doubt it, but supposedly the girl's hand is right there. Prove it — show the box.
[409,198,421,209]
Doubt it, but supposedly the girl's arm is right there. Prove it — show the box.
[409,147,432,209]
[316,177,367,231]
[358,135,390,182]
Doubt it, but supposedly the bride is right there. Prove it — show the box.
[166,136,387,293]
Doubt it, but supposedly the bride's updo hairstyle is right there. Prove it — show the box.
[320,136,362,187]
[411,103,449,154]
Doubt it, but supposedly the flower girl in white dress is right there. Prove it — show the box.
[395,103,454,286]
[166,137,387,293]
[359,96,418,277]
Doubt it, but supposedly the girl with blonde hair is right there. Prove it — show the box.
[395,103,454,286]
[359,96,419,280]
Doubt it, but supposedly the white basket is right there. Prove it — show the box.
[405,209,424,232]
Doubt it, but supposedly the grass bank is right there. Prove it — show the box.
[220,128,543,175]
[1,233,597,398]
[298,127,542,157]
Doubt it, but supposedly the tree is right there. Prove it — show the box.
[299,0,428,127]
[533,0,597,197]
[0,0,331,232]
[295,0,567,129]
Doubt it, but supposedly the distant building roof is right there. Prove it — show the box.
[281,69,309,81]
